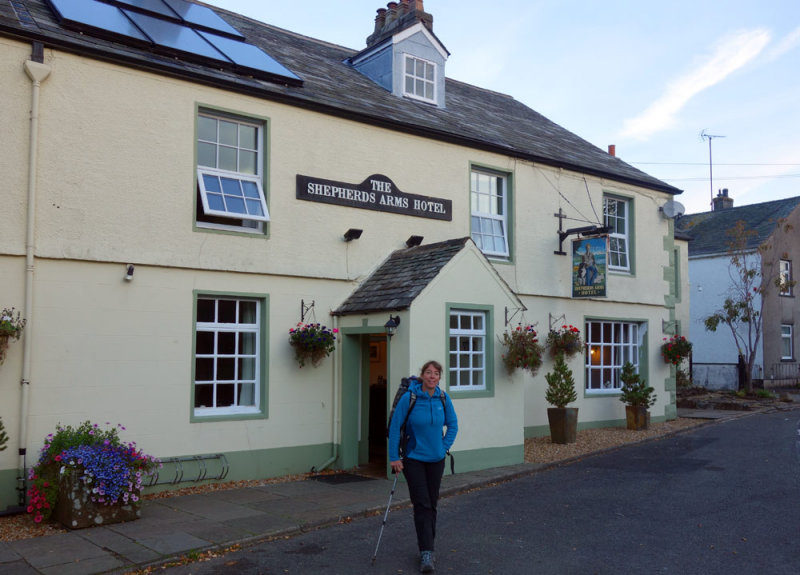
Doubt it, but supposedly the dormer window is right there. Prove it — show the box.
[404,55,435,102]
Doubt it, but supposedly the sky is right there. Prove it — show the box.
[203,0,800,215]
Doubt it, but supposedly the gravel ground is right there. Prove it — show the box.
[0,417,707,543]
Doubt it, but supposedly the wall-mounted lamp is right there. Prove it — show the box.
[384,315,401,338]
[344,228,363,242]
[405,235,423,247]
[124,264,135,281]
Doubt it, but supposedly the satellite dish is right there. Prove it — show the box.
[660,200,685,219]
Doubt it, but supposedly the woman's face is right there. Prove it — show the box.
[421,365,441,390]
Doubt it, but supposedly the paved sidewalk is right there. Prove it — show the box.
[1,403,793,575]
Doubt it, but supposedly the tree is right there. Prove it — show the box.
[703,219,795,393]
[544,352,578,408]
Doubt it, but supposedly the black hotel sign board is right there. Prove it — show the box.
[296,174,452,221]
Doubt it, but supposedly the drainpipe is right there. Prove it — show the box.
[18,49,51,505]
[312,314,339,472]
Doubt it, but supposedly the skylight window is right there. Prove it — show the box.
[404,55,435,102]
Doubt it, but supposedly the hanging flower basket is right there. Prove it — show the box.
[545,324,584,359]
[661,335,692,365]
[0,307,26,365]
[500,325,544,376]
[288,322,338,368]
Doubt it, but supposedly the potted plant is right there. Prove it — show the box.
[545,324,584,359]
[660,335,692,365]
[619,361,656,430]
[27,421,159,528]
[500,324,544,376]
[0,307,26,365]
[288,322,338,367]
[544,352,579,444]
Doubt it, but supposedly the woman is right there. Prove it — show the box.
[389,360,458,573]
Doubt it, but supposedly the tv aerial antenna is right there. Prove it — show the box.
[700,130,725,208]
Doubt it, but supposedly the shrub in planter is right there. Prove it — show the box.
[27,421,159,526]
[288,322,338,367]
[661,335,692,365]
[544,352,579,444]
[500,325,544,376]
[619,362,656,430]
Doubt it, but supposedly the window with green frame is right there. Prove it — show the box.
[193,294,267,418]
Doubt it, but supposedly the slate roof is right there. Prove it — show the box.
[333,237,470,315]
[675,196,800,257]
[0,0,680,195]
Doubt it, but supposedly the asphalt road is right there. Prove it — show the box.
[162,410,800,575]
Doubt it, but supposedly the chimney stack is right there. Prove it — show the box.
[607,144,616,157]
[712,188,734,211]
[366,1,434,47]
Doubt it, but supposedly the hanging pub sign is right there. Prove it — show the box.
[296,174,452,221]
[572,236,608,298]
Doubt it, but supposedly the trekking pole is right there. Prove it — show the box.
[371,472,398,565]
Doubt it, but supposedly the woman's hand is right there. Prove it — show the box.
[390,459,403,474]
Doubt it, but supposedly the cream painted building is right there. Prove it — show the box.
[0,0,685,512]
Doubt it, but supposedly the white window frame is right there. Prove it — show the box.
[448,309,486,391]
[604,196,630,272]
[403,54,436,103]
[197,167,269,223]
[194,296,262,417]
[585,320,642,395]
[471,169,509,258]
[781,325,793,360]
[779,260,792,296]
[196,111,267,233]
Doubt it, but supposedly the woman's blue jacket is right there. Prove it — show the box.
[388,378,458,462]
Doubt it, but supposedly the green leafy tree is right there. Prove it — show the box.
[703,219,795,393]
[544,352,578,408]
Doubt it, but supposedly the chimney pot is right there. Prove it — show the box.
[608,144,616,157]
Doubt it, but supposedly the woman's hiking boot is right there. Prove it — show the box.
[419,550,434,573]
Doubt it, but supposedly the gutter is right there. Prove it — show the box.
[312,314,339,473]
[18,46,51,506]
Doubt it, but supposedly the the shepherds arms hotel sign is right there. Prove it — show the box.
[297,174,452,220]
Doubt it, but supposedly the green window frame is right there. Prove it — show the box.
[470,166,512,260]
[447,303,495,399]
[192,291,269,421]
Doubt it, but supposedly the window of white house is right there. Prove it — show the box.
[194,296,262,417]
[604,196,630,271]
[471,169,509,258]
[449,309,486,391]
[196,111,268,233]
[404,55,435,102]
[585,320,641,393]
[781,325,793,360]
[779,260,792,296]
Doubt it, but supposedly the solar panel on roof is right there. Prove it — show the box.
[112,0,177,19]
[124,10,228,61]
[199,31,301,81]
[162,0,243,39]
[47,0,150,43]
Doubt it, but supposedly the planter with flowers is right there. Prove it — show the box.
[661,335,692,365]
[0,307,26,365]
[28,421,159,529]
[500,325,544,376]
[545,324,584,359]
[289,322,338,368]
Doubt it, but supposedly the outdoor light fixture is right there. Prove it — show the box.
[124,264,135,281]
[344,228,363,242]
[405,235,423,247]
[384,315,401,338]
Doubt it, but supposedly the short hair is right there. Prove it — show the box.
[420,360,443,375]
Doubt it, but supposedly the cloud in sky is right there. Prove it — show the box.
[620,29,771,141]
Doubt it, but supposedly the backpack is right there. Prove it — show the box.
[387,376,454,473]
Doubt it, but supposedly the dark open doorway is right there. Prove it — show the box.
[364,336,388,477]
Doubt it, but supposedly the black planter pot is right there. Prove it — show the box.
[547,407,578,444]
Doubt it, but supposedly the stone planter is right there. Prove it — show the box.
[53,470,141,529]
[547,407,578,444]
[625,405,650,430]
